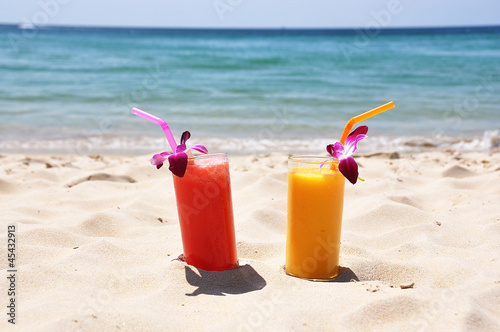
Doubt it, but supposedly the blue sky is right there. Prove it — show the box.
[2,0,500,28]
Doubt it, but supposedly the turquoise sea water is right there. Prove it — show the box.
[0,25,499,154]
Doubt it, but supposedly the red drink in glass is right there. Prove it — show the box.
[172,153,238,271]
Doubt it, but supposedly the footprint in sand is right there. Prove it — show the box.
[77,212,123,237]
[0,179,15,193]
[20,157,55,168]
[251,208,286,234]
[442,165,475,178]
[67,173,136,187]
[387,195,423,210]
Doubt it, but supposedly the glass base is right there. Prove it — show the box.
[178,254,240,271]
[284,266,340,281]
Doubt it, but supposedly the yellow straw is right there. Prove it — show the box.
[339,101,395,144]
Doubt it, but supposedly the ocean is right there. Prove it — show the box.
[1,25,499,155]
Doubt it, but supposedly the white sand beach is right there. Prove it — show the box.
[1,150,499,331]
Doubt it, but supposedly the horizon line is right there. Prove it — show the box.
[2,23,500,32]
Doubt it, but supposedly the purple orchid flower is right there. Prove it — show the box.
[150,131,208,177]
[325,125,368,185]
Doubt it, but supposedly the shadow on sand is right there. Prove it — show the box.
[330,266,359,283]
[185,264,267,296]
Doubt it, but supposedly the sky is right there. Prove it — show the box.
[1,0,500,29]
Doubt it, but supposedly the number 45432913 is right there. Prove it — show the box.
[8,225,15,269]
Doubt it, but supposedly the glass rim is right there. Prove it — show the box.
[288,155,339,164]
[188,152,227,161]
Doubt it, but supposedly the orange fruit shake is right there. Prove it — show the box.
[286,157,345,280]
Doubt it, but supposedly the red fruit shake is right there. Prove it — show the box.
[172,153,238,271]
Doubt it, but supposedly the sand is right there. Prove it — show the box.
[1,150,499,331]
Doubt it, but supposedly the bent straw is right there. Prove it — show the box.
[131,107,177,152]
[339,101,395,144]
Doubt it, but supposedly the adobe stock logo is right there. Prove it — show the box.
[9,0,72,52]
[340,0,404,62]
[212,0,244,21]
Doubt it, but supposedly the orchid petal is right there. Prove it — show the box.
[180,131,191,145]
[168,152,188,177]
[345,134,367,155]
[190,144,209,154]
[339,156,359,184]
[150,151,170,168]
[176,144,187,153]
[347,125,368,138]
[345,126,368,152]
[326,142,345,159]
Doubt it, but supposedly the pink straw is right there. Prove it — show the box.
[131,107,177,152]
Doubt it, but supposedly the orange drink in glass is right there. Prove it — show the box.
[286,156,345,280]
